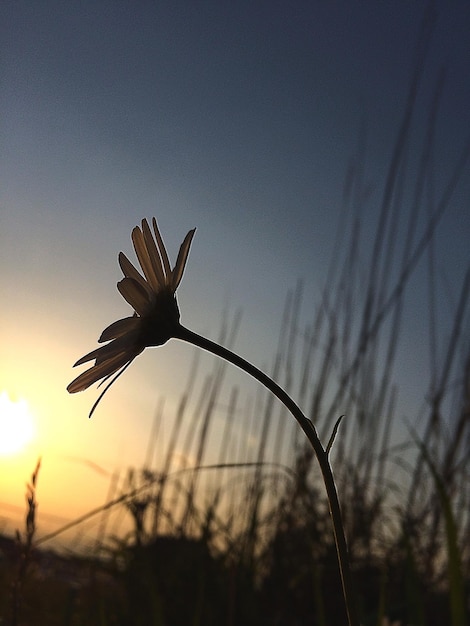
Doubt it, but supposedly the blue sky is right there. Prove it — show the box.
[1,1,469,544]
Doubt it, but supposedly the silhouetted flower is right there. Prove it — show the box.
[67,218,195,414]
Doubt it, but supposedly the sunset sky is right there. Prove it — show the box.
[1,1,469,550]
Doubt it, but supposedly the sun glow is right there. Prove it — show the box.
[0,390,36,456]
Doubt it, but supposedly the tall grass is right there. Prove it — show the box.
[9,458,41,626]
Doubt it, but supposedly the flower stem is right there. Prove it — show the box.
[174,323,359,626]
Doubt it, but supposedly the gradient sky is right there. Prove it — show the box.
[1,1,469,548]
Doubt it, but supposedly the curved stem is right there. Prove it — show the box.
[174,323,359,626]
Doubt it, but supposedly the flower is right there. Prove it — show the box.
[67,218,195,415]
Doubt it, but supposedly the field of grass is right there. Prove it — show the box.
[1,24,469,626]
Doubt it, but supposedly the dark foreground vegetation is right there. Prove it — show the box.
[0,437,469,626]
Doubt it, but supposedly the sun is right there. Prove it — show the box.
[0,390,36,456]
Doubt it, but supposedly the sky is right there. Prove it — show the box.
[1,1,470,550]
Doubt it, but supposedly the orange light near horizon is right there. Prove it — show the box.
[0,390,36,456]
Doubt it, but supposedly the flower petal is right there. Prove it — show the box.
[73,332,138,367]
[117,277,150,315]
[132,225,159,292]
[88,359,136,417]
[99,316,141,343]
[118,252,151,294]
[67,349,141,393]
[171,228,196,291]
[73,343,116,367]
[142,218,166,287]
[152,218,172,279]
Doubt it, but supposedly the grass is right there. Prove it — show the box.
[8,458,41,626]
[2,11,470,625]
